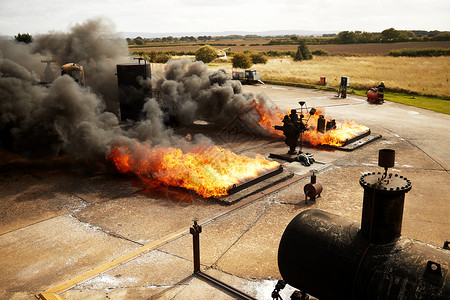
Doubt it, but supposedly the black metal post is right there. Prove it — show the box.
[190,219,202,273]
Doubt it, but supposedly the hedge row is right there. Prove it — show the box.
[132,48,332,61]
[389,48,450,57]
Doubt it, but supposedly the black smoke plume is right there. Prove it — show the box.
[0,18,277,165]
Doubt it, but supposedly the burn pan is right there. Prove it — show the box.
[218,166,293,204]
[301,130,382,152]
[228,165,283,195]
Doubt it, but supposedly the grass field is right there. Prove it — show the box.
[351,90,450,114]
[206,56,450,114]
[208,56,450,97]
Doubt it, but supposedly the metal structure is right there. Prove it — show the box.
[278,149,450,300]
[303,172,322,203]
[61,63,85,86]
[227,165,283,195]
[40,59,58,84]
[116,58,151,121]
[336,76,350,98]
[273,102,316,155]
[190,220,257,300]
[232,69,264,84]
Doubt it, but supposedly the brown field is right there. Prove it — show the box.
[132,41,450,55]
[207,56,450,98]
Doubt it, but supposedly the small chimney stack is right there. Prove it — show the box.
[359,149,412,244]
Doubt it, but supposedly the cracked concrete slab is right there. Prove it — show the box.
[73,195,232,245]
[0,169,87,235]
[82,250,191,287]
[1,85,448,300]
[216,201,304,279]
[159,200,268,266]
[0,215,137,298]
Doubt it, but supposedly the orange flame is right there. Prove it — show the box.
[250,100,284,137]
[108,142,280,198]
[252,106,369,147]
[303,120,369,147]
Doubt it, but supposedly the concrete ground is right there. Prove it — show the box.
[1,85,449,300]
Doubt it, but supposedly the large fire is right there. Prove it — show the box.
[252,104,369,147]
[250,100,284,136]
[108,141,280,198]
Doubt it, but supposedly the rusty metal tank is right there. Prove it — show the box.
[278,149,450,300]
[367,88,380,103]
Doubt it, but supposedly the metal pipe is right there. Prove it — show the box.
[189,219,257,299]
[190,219,202,273]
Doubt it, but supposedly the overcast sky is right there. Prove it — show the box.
[1,0,449,36]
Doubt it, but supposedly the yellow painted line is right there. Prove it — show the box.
[36,292,64,300]
[42,226,189,295]
[38,172,307,298]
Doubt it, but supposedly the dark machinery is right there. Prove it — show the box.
[232,69,264,84]
[61,63,85,86]
[304,171,322,203]
[274,101,316,155]
[271,102,319,166]
[336,76,349,98]
[278,149,450,299]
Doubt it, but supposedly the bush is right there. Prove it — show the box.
[293,47,303,61]
[14,33,32,44]
[195,45,217,63]
[133,51,172,63]
[311,49,329,56]
[133,36,145,45]
[232,53,253,69]
[293,41,313,61]
[300,41,313,60]
[264,50,282,57]
[250,52,268,64]
[389,48,450,57]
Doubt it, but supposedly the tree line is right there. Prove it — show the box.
[268,29,449,45]
[126,28,449,46]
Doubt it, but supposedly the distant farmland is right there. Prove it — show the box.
[131,41,450,55]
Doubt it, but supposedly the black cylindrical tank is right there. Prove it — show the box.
[279,149,449,300]
[325,119,336,131]
[278,209,450,300]
[317,115,326,133]
[116,63,151,121]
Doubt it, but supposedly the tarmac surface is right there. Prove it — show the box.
[1,84,449,300]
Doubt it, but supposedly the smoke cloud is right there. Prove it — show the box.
[156,58,276,130]
[0,18,276,166]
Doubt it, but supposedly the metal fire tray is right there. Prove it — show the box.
[301,130,382,152]
[218,165,293,204]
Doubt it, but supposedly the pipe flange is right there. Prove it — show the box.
[359,172,411,194]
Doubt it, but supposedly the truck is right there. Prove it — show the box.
[232,69,264,85]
